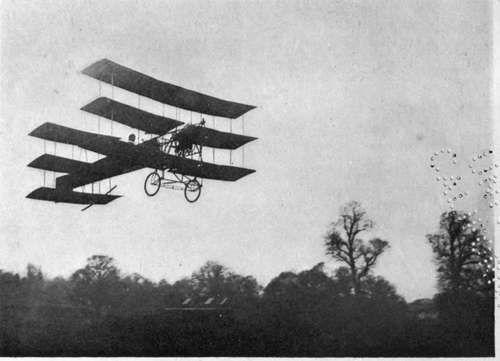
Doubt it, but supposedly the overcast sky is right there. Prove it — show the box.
[0,0,494,301]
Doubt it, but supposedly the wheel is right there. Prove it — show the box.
[144,172,161,196]
[184,179,201,203]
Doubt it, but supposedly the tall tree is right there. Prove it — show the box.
[428,211,495,356]
[324,201,389,295]
[427,210,493,294]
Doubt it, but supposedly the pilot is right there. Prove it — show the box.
[128,133,136,144]
[176,136,192,155]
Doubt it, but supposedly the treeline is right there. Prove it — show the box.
[0,202,494,356]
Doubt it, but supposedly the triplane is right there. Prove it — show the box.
[27,59,257,209]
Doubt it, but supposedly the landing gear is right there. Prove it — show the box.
[184,179,202,203]
[144,171,161,196]
[143,171,202,202]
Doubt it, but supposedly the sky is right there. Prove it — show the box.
[0,0,495,302]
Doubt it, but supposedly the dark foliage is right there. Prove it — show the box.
[0,209,494,356]
[0,257,493,356]
[422,210,495,357]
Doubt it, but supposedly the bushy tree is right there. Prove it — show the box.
[426,211,493,294]
[118,273,162,315]
[189,261,261,303]
[70,255,124,316]
[264,263,338,307]
[425,211,495,357]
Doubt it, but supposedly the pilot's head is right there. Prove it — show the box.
[128,133,136,143]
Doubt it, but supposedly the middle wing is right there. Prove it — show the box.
[52,148,254,189]
[167,155,255,181]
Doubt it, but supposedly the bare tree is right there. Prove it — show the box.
[324,201,389,295]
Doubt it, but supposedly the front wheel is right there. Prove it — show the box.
[184,179,201,203]
[144,172,161,196]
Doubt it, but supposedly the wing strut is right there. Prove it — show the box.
[212,116,216,163]
[242,115,245,166]
[229,118,233,165]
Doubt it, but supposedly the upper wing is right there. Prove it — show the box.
[81,97,183,135]
[174,125,257,150]
[82,59,255,119]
